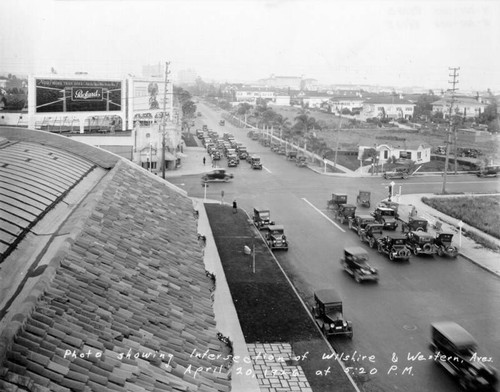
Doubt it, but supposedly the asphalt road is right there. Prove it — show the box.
[173,103,500,392]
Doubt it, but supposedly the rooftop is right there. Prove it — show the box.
[0,128,231,392]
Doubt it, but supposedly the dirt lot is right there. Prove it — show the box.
[269,106,499,161]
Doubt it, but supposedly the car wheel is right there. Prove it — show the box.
[322,325,328,336]
[357,228,362,236]
[369,238,375,248]
[354,275,361,283]
[413,248,419,256]
[348,331,353,339]
[377,244,383,253]
[437,247,444,257]
[340,217,345,224]
[389,252,395,261]
[348,220,353,229]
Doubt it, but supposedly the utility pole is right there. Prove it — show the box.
[334,107,343,168]
[441,67,459,194]
[161,61,171,179]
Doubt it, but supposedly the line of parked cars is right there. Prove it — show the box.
[253,207,288,251]
[326,193,459,270]
[246,130,307,167]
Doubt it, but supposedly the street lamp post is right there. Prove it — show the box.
[389,181,395,201]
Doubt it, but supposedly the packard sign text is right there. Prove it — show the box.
[71,87,103,101]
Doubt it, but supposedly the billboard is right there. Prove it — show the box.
[131,80,171,112]
[35,78,122,113]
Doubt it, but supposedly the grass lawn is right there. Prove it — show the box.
[205,203,357,392]
[422,195,500,242]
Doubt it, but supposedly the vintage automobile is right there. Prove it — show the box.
[377,234,411,261]
[335,203,357,224]
[359,223,385,248]
[327,193,348,212]
[383,167,409,179]
[430,321,498,391]
[400,216,429,233]
[340,246,379,283]
[278,146,287,155]
[356,190,371,208]
[296,156,308,167]
[434,232,459,258]
[253,207,274,230]
[286,151,298,160]
[237,147,249,160]
[405,231,437,256]
[227,155,238,167]
[201,169,234,183]
[477,165,499,178]
[348,214,377,236]
[371,206,398,230]
[264,224,288,250]
[211,150,221,161]
[311,289,353,338]
[250,155,263,170]
[219,119,225,126]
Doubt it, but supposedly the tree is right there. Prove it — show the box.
[237,103,253,124]
[181,100,196,118]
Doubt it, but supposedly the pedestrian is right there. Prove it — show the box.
[203,156,206,165]
[232,200,237,214]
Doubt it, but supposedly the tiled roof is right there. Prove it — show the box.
[0,139,97,262]
[0,131,232,392]
[364,96,414,105]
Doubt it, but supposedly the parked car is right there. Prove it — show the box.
[286,151,298,160]
[356,190,371,208]
[250,155,262,170]
[311,289,353,338]
[405,231,437,256]
[264,224,288,250]
[400,216,429,233]
[430,321,498,391]
[371,206,398,230]
[348,214,377,236]
[201,169,234,183]
[211,150,221,160]
[377,234,411,261]
[359,223,385,248]
[253,207,274,230]
[335,204,357,225]
[296,156,308,167]
[434,232,459,258]
[477,165,499,178]
[340,246,379,283]
[383,167,409,179]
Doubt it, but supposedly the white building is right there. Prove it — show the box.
[432,97,488,119]
[362,96,415,120]
[359,143,431,164]
[235,89,275,102]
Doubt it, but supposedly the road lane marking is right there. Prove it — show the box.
[302,198,346,232]
[263,166,272,173]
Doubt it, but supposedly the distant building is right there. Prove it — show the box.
[362,96,415,120]
[431,96,488,119]
[235,89,274,102]
[142,63,165,78]
[177,69,198,86]
[258,74,318,91]
[270,95,291,106]
[301,92,332,109]
[329,95,364,113]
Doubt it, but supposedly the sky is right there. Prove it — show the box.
[1,0,499,91]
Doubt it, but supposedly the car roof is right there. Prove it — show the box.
[268,224,284,230]
[410,231,434,237]
[387,234,407,240]
[315,289,342,304]
[344,246,369,256]
[357,214,375,219]
[431,321,477,347]
[254,207,269,212]
[377,207,395,211]
[342,204,357,208]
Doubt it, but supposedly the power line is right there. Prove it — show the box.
[441,66,460,194]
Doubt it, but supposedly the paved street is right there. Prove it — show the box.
[172,103,500,392]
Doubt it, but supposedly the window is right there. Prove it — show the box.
[399,151,412,159]
[417,151,422,160]
[384,150,389,159]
